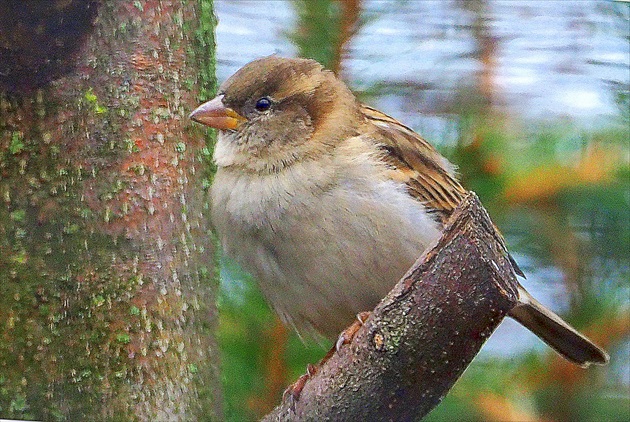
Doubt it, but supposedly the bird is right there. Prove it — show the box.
[190,55,609,368]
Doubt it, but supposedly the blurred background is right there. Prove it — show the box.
[211,1,629,420]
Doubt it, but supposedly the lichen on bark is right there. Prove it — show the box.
[0,1,220,420]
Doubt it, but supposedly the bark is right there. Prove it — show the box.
[263,192,520,421]
[0,1,219,420]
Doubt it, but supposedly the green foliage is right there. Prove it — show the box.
[217,258,326,421]
[218,259,274,421]
[289,0,342,70]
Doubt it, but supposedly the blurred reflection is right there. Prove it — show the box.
[213,1,629,421]
[289,0,361,73]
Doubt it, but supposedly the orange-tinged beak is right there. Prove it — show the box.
[189,95,246,130]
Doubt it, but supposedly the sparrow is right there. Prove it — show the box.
[190,55,608,367]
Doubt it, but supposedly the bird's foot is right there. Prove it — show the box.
[283,363,318,405]
[335,311,371,352]
[283,311,371,404]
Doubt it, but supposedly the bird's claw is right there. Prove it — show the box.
[283,363,318,405]
[335,311,371,352]
[283,311,371,405]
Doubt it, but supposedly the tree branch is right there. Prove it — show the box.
[263,192,520,421]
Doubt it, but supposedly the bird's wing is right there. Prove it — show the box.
[361,104,526,278]
[361,104,467,225]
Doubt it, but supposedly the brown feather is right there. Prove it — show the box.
[360,104,526,278]
[361,105,467,225]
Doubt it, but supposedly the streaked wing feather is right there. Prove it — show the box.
[361,104,467,224]
[361,104,526,278]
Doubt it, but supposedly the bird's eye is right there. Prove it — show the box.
[255,97,272,111]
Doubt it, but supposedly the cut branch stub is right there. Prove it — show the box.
[263,192,520,421]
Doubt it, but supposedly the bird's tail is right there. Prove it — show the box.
[508,285,609,367]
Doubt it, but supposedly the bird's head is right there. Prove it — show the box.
[190,56,361,171]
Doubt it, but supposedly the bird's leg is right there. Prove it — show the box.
[283,311,372,402]
[335,311,372,352]
[283,363,318,404]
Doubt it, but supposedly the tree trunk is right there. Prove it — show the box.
[0,1,220,420]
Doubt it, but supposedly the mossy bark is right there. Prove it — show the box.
[0,1,220,420]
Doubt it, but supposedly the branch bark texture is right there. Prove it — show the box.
[264,192,520,421]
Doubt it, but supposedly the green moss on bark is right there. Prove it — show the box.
[0,1,219,420]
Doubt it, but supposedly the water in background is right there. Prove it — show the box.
[216,1,628,136]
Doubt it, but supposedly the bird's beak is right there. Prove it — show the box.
[189,95,246,130]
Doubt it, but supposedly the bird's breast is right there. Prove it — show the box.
[211,161,442,338]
